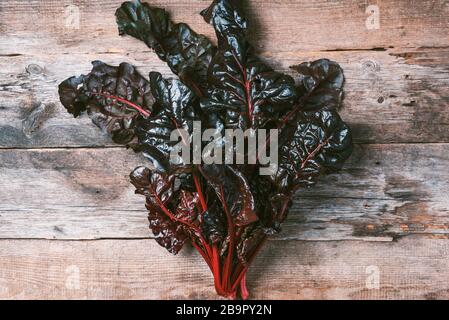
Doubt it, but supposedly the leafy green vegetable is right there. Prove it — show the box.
[200,0,298,129]
[58,61,153,144]
[58,0,353,300]
[116,1,216,94]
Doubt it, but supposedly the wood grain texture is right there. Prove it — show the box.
[1,144,448,241]
[0,238,448,300]
[1,49,449,147]
[1,0,448,53]
[1,1,449,146]
[0,0,448,300]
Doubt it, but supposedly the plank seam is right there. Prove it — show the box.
[0,237,396,243]
[2,142,449,151]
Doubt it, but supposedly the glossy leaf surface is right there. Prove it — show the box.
[135,72,197,172]
[200,0,297,129]
[58,0,355,300]
[200,164,258,227]
[291,59,345,112]
[130,166,187,254]
[58,61,153,144]
[116,0,215,93]
[274,110,353,191]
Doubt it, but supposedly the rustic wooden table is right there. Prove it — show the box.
[1,0,448,299]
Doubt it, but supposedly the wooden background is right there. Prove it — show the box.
[1,0,449,299]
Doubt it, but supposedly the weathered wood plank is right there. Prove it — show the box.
[1,48,449,147]
[0,238,448,299]
[0,0,447,301]
[1,0,448,54]
[1,144,448,240]
[1,0,448,146]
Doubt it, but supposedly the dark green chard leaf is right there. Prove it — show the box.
[200,0,297,129]
[200,164,258,227]
[130,166,176,210]
[236,225,266,265]
[248,175,282,229]
[130,166,187,254]
[135,72,198,172]
[274,110,353,191]
[58,0,355,301]
[201,199,227,244]
[291,59,345,112]
[130,166,202,254]
[116,0,216,94]
[174,190,201,223]
[146,209,187,255]
[58,61,153,144]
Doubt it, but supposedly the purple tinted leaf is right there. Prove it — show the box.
[116,0,215,93]
[130,166,175,207]
[201,199,227,244]
[200,0,297,129]
[130,166,187,254]
[134,72,198,172]
[236,225,265,265]
[291,59,345,112]
[274,110,353,191]
[58,0,355,300]
[200,165,258,227]
[58,61,153,144]
[148,209,187,255]
[174,190,201,224]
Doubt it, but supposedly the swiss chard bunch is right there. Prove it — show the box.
[58,0,352,299]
